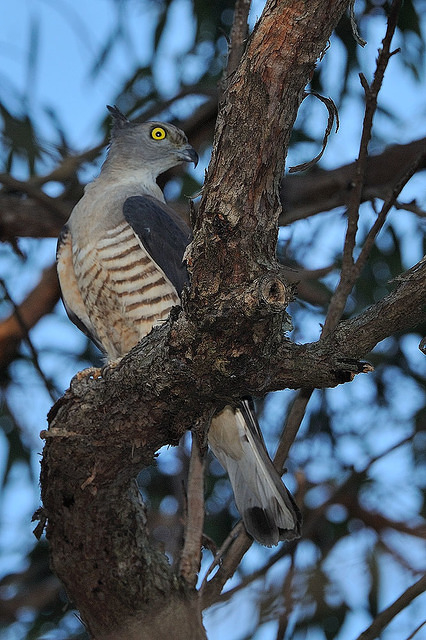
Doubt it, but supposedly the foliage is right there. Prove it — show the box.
[0,1,425,639]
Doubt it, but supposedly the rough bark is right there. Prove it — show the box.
[188,0,352,294]
[36,1,426,639]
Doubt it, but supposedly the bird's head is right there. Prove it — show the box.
[105,105,198,177]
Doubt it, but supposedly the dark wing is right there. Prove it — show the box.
[56,226,105,354]
[123,195,192,297]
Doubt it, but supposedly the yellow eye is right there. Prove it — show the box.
[151,127,166,140]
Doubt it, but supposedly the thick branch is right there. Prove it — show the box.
[0,195,70,240]
[269,257,425,391]
[327,256,426,358]
[280,137,426,224]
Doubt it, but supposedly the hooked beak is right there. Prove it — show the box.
[178,145,199,167]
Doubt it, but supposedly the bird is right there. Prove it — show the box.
[56,105,301,546]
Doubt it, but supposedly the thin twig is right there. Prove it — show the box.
[354,148,426,276]
[394,199,426,218]
[220,0,251,97]
[299,434,424,546]
[354,574,426,640]
[280,137,426,226]
[405,619,426,640]
[365,433,415,469]
[275,553,296,640]
[274,0,405,486]
[206,539,297,608]
[0,263,61,368]
[200,523,252,608]
[322,0,403,336]
[0,278,59,402]
[179,433,206,587]
[199,521,245,595]
[377,538,422,575]
[349,0,367,47]
[274,388,313,473]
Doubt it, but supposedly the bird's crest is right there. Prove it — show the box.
[107,105,130,137]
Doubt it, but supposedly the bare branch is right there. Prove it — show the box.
[0,173,70,219]
[0,264,61,368]
[224,0,251,82]
[0,195,70,240]
[280,138,426,226]
[327,256,426,359]
[204,539,297,608]
[276,554,297,640]
[0,276,60,401]
[179,435,205,587]
[394,199,426,218]
[354,574,426,640]
[31,145,104,187]
[299,435,425,545]
[0,572,60,623]
[280,137,426,224]
[405,620,426,640]
[322,0,404,336]
[201,524,252,609]
[355,148,426,272]
[274,388,313,473]
[199,522,245,597]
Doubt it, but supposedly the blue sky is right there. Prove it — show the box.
[0,2,425,639]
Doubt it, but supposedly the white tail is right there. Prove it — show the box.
[208,400,301,547]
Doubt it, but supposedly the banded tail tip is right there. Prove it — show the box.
[244,503,302,547]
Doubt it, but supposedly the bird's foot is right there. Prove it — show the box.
[74,366,103,382]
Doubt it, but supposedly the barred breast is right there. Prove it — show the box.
[72,220,180,359]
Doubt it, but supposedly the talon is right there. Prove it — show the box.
[74,367,103,381]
